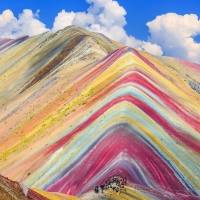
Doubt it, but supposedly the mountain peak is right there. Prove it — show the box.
[0,26,200,199]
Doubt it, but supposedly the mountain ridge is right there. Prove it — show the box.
[0,25,200,199]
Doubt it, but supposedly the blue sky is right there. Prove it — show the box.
[1,0,200,63]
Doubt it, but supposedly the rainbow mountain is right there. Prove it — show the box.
[0,25,200,199]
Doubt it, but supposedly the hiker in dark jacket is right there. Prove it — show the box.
[94,185,99,193]
[100,184,104,193]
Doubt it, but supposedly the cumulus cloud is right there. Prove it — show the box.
[0,10,14,27]
[52,0,163,56]
[147,13,200,63]
[0,9,49,39]
[52,10,75,32]
[2,1,200,63]
[0,1,163,57]
[142,42,163,56]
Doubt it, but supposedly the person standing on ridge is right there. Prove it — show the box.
[94,185,99,193]
[123,177,127,185]
[121,179,125,188]
[100,184,104,193]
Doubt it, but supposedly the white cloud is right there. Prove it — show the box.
[0,10,14,27]
[0,9,49,39]
[147,13,200,63]
[2,2,200,63]
[73,12,95,27]
[52,10,75,32]
[52,0,163,56]
[142,42,163,56]
[0,1,163,57]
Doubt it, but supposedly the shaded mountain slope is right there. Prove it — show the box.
[0,174,80,200]
[0,174,47,200]
[0,26,200,199]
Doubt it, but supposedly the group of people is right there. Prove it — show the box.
[94,174,127,195]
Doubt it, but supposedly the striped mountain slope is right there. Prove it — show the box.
[0,25,200,199]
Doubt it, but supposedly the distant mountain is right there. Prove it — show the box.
[0,25,200,199]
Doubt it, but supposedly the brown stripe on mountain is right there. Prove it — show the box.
[21,35,86,93]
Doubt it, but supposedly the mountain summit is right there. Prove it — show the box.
[0,26,200,199]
